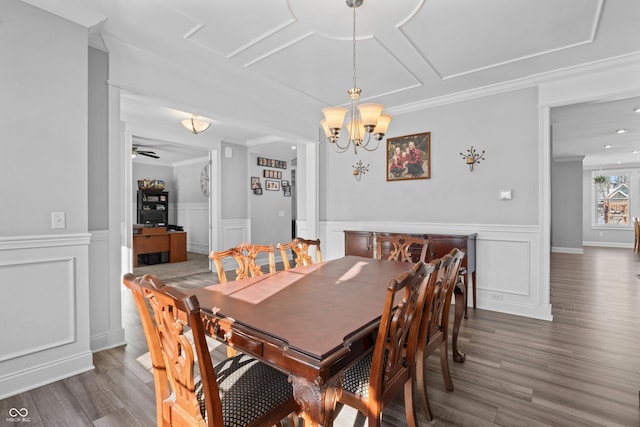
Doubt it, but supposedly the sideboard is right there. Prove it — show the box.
[344,230,477,313]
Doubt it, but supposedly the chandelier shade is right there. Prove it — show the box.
[320,0,392,154]
[181,116,211,134]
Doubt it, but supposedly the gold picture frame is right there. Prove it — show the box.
[386,132,430,181]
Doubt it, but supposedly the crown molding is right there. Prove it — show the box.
[21,0,106,29]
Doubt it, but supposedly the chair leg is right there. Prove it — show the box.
[404,378,418,427]
[440,339,454,391]
[226,346,237,357]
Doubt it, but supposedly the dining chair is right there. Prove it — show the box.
[337,260,434,427]
[235,242,276,276]
[414,248,465,420]
[375,234,429,263]
[122,273,300,427]
[296,237,322,265]
[209,247,248,283]
[276,237,322,270]
[634,217,639,252]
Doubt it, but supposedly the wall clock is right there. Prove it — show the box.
[200,164,210,196]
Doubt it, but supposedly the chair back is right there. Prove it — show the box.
[210,243,275,283]
[235,242,276,276]
[366,260,435,424]
[122,273,221,427]
[209,248,248,283]
[634,217,640,252]
[376,234,429,263]
[277,237,322,269]
[421,248,464,346]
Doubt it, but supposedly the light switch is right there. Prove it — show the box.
[278,210,285,217]
[499,190,512,200]
[51,211,66,229]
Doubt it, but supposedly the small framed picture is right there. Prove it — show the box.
[253,187,263,195]
[283,186,291,197]
[265,180,280,191]
[281,180,289,187]
[251,176,260,189]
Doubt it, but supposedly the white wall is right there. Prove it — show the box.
[174,158,210,254]
[0,0,94,398]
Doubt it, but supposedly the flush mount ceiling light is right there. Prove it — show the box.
[634,107,640,113]
[181,115,211,134]
[320,0,392,155]
[616,129,627,134]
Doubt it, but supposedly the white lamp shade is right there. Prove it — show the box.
[347,118,366,142]
[320,119,331,138]
[373,113,392,135]
[322,107,348,130]
[181,116,211,134]
[358,103,384,127]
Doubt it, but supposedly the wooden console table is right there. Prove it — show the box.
[344,230,477,312]
[132,226,187,267]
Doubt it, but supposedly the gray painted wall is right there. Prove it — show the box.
[1,0,88,236]
[321,88,540,224]
[88,47,109,231]
[250,153,293,246]
[551,159,583,250]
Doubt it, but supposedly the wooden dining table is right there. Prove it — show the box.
[189,255,465,426]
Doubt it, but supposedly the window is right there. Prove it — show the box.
[592,171,630,226]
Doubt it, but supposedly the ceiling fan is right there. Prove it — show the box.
[132,144,159,159]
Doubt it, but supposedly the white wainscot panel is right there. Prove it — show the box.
[0,258,75,362]
[477,239,530,296]
[177,203,208,254]
[221,219,249,249]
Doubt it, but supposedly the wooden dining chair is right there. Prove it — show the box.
[337,260,434,427]
[375,234,429,263]
[277,237,322,270]
[634,217,639,252]
[122,273,300,427]
[414,248,465,420]
[209,247,248,283]
[235,242,276,276]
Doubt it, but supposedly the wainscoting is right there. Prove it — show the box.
[0,234,94,399]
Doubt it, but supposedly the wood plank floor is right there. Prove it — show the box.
[2,247,639,426]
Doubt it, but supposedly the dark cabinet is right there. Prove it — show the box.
[137,190,169,225]
[344,230,477,309]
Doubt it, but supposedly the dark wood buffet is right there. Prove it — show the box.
[344,230,477,312]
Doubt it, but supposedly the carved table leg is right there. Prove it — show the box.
[452,274,466,363]
[289,374,341,427]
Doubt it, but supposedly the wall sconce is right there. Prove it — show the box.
[352,160,369,181]
[460,146,485,171]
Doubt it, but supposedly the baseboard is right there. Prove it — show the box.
[90,328,126,352]
[0,351,94,400]
[552,247,584,254]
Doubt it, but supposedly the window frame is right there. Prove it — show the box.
[590,169,634,229]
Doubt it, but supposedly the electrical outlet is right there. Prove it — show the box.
[51,212,66,229]
[499,190,512,200]
[491,293,503,301]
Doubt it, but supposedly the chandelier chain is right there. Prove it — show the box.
[352,3,357,91]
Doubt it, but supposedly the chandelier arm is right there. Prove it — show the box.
[333,140,351,153]
[360,133,381,152]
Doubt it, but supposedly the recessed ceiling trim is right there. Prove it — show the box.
[244,31,315,67]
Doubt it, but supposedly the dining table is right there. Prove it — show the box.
[189,255,466,426]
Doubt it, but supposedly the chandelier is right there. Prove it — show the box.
[320,0,392,154]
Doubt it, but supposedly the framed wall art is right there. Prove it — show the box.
[265,180,280,191]
[386,132,430,181]
[251,176,261,189]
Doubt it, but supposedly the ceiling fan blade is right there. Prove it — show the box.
[140,152,160,159]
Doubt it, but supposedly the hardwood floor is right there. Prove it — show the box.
[2,247,639,426]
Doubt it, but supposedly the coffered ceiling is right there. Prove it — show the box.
[23,0,640,165]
